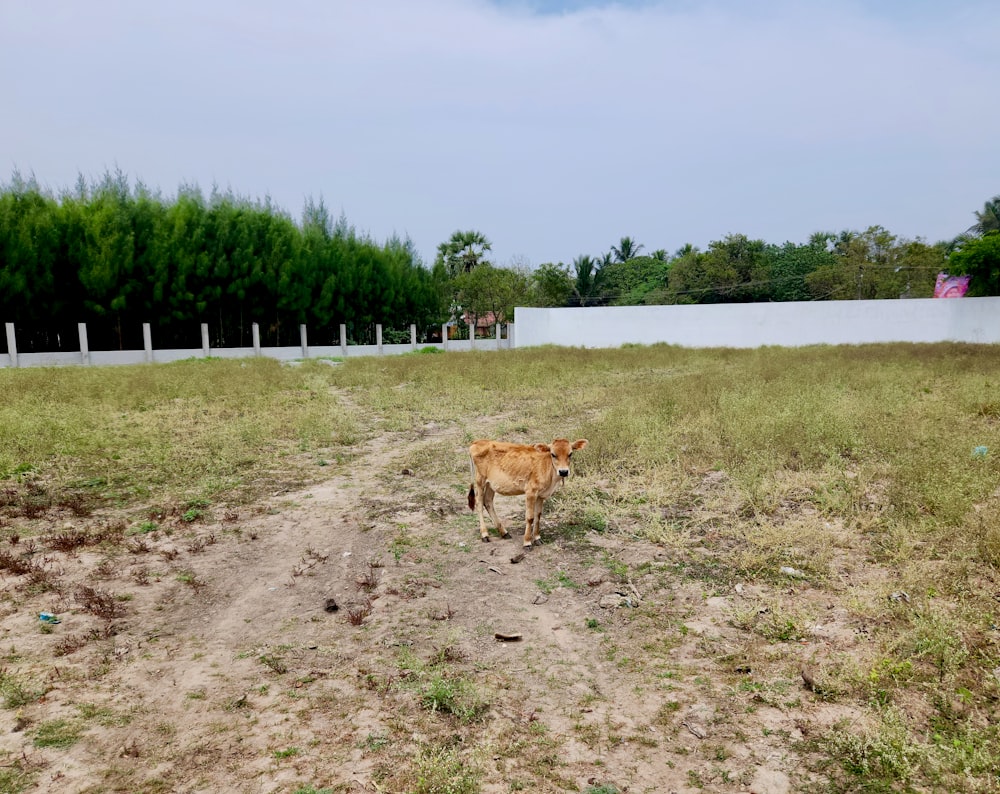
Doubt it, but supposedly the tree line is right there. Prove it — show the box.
[435,197,999,330]
[0,171,448,353]
[2,169,997,354]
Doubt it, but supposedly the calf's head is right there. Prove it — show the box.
[535,438,588,479]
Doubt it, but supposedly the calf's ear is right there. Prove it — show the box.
[534,443,551,453]
[572,439,588,450]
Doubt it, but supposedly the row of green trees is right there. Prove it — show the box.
[0,171,446,352]
[531,197,1000,308]
[450,196,999,325]
[2,169,997,353]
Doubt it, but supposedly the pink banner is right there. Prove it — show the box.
[934,273,970,298]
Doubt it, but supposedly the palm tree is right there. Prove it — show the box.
[967,195,1000,236]
[435,230,492,278]
[610,236,644,263]
[571,254,597,305]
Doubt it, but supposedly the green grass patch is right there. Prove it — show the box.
[32,718,83,749]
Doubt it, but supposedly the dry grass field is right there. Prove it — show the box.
[1,344,999,793]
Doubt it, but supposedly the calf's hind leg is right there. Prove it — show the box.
[478,482,509,541]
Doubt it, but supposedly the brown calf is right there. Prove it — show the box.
[467,438,588,548]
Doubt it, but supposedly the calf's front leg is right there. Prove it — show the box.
[523,492,540,548]
[531,497,545,544]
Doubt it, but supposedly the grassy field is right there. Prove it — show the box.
[1,344,1000,792]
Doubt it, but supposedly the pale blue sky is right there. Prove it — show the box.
[2,0,997,267]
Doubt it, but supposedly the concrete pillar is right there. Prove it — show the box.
[78,323,90,366]
[252,323,261,356]
[442,323,448,352]
[143,323,152,363]
[410,324,417,352]
[300,324,308,359]
[376,324,383,356]
[201,323,210,357]
[507,322,514,349]
[340,324,348,358]
[5,323,18,368]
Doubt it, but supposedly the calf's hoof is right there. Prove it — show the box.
[481,536,490,543]
[500,531,511,540]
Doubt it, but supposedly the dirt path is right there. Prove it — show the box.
[1,423,861,793]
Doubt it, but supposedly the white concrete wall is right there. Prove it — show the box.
[0,335,514,368]
[513,297,1000,349]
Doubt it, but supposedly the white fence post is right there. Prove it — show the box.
[340,324,348,357]
[442,323,448,352]
[201,323,210,357]
[300,324,308,359]
[143,323,152,363]
[507,322,514,349]
[376,324,383,356]
[495,324,501,350]
[410,324,417,352]
[5,323,18,368]
[252,323,261,356]
[78,323,90,366]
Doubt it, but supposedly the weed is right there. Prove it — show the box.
[74,586,125,619]
[131,520,159,535]
[53,634,89,657]
[181,498,211,523]
[0,550,32,576]
[0,763,33,793]
[273,746,300,759]
[362,732,390,751]
[821,714,915,788]
[390,526,417,563]
[259,653,288,675]
[410,743,481,794]
[32,718,83,748]
[76,702,131,727]
[418,673,489,723]
[346,600,372,626]
[356,560,381,593]
[0,671,42,708]
[47,530,91,552]
[175,570,205,590]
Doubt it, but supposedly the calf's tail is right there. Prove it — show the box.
[468,484,476,511]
